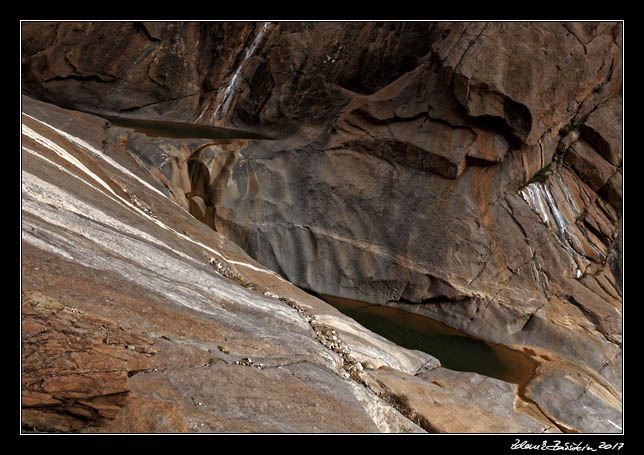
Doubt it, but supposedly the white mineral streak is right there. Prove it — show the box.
[22,146,199,266]
[541,183,568,239]
[21,228,75,261]
[22,113,287,281]
[22,113,171,203]
[520,180,589,279]
[520,184,552,227]
[211,22,270,123]
[607,420,623,431]
[551,173,606,262]
[555,171,581,215]
[22,169,305,328]
[22,123,119,200]
[22,127,302,331]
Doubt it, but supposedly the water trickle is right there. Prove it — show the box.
[520,177,590,279]
[209,22,271,125]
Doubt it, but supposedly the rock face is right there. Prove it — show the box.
[21,96,431,433]
[22,21,622,434]
[22,290,156,432]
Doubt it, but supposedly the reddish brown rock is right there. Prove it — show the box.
[581,95,622,167]
[434,22,622,146]
[21,290,156,432]
[564,139,615,193]
[366,367,560,433]
[21,22,264,122]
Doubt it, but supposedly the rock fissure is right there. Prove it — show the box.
[42,73,116,84]
[204,266,440,431]
[133,22,162,43]
[565,296,621,348]
[449,23,489,87]
[516,382,577,434]
[268,294,444,432]
[115,88,220,114]
[518,302,546,333]
[561,24,588,56]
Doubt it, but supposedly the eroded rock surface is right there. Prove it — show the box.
[22,290,156,432]
[367,367,558,433]
[21,95,434,433]
[22,20,622,434]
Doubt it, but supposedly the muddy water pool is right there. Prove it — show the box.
[320,294,537,386]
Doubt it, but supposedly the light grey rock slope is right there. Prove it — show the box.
[21,95,438,433]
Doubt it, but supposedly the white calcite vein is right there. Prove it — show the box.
[22,113,287,281]
[22,168,305,329]
[520,179,590,279]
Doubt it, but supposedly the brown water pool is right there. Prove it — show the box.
[319,293,538,386]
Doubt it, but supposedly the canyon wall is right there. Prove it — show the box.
[21,21,623,433]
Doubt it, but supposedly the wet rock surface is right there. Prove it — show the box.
[21,21,622,434]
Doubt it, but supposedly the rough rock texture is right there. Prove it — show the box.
[22,290,156,432]
[21,22,277,128]
[21,96,436,433]
[523,362,623,434]
[22,21,623,434]
[19,92,562,435]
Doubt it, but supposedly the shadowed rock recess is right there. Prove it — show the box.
[21,21,622,434]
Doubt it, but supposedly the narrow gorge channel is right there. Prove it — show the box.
[95,83,626,434]
[106,114,543,394]
[316,293,573,432]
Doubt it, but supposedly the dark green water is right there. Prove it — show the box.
[104,115,269,140]
[320,294,537,386]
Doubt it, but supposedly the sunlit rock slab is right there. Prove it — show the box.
[365,366,560,434]
[20,96,425,433]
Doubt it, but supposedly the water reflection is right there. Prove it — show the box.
[319,294,536,385]
[104,115,269,140]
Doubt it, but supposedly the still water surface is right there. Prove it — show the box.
[320,294,537,386]
[104,115,269,140]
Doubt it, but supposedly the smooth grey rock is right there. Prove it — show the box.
[524,364,623,433]
[368,367,560,433]
[21,20,623,434]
